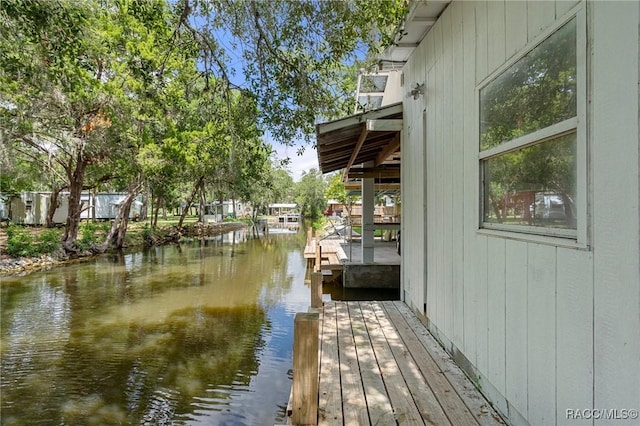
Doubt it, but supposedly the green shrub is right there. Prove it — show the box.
[5,226,62,257]
[141,224,153,240]
[6,225,36,257]
[76,222,99,251]
[36,229,62,254]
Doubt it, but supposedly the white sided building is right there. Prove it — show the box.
[318,1,639,425]
[399,1,639,425]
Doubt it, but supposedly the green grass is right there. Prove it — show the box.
[351,226,384,237]
[4,215,246,258]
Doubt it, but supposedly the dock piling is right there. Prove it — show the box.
[310,272,323,309]
[291,312,319,425]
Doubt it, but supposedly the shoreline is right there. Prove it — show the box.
[0,221,248,277]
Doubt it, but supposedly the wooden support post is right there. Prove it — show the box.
[291,312,319,425]
[311,271,323,308]
[307,227,313,246]
[315,241,321,273]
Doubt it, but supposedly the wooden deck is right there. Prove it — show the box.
[316,301,504,426]
[304,237,348,272]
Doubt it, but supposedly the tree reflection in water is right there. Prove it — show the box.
[1,231,306,425]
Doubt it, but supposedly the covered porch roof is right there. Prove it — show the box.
[316,102,402,183]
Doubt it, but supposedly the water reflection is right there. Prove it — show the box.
[1,230,309,425]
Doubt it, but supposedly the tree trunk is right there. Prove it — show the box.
[45,185,65,228]
[152,197,161,230]
[62,153,88,252]
[489,194,503,223]
[198,182,206,223]
[178,176,203,229]
[100,180,141,251]
[112,195,135,249]
[139,192,148,221]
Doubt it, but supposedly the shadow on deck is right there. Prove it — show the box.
[286,300,505,425]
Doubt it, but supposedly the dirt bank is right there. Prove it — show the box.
[0,221,247,276]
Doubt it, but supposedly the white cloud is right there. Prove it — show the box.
[273,142,319,182]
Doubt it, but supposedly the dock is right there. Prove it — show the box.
[288,300,505,425]
[304,231,348,272]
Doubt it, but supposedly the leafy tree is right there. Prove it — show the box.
[295,168,326,219]
[171,0,408,143]
[324,171,360,218]
[271,167,296,204]
[1,0,201,249]
[0,0,410,253]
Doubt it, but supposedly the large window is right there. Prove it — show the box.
[479,16,583,239]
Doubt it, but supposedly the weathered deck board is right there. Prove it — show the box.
[304,238,346,272]
[311,301,505,426]
[380,301,478,425]
[318,302,342,426]
[335,302,370,425]
[375,303,451,426]
[361,301,425,425]
[392,302,503,426]
[347,302,395,425]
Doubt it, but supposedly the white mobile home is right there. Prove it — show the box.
[9,192,65,225]
[318,1,639,425]
[4,192,140,224]
[0,201,6,221]
[8,192,36,224]
[85,193,141,220]
[399,1,639,425]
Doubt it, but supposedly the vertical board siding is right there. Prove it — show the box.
[527,0,556,43]
[487,237,506,397]
[591,1,640,422]
[475,1,489,83]
[418,34,429,313]
[505,1,528,59]
[487,0,506,73]
[404,56,426,309]
[426,60,437,318]
[475,235,489,376]
[441,8,454,341]
[527,243,557,425]
[434,18,444,328]
[450,0,465,351]
[505,240,528,419]
[461,0,478,362]
[556,247,594,426]
[408,46,427,309]
[556,0,580,17]
[402,1,639,425]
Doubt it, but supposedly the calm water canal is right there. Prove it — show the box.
[1,229,312,425]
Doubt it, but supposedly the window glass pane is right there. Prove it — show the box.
[357,95,383,110]
[483,133,577,230]
[359,75,388,93]
[480,19,576,151]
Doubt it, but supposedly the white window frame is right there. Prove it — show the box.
[476,4,588,247]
